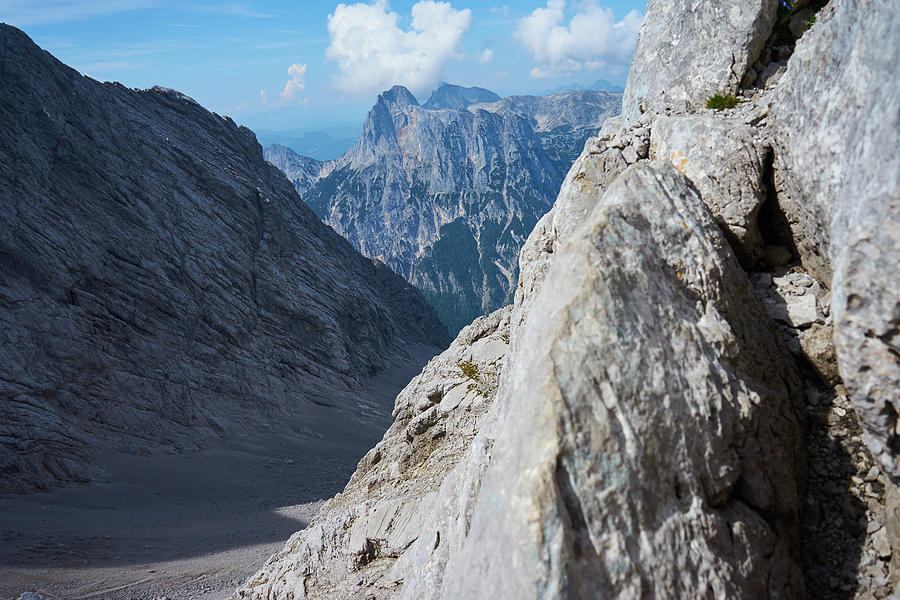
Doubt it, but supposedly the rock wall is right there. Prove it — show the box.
[770,0,900,481]
[239,0,899,597]
[622,0,778,121]
[0,24,448,492]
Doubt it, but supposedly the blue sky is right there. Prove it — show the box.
[3,1,647,132]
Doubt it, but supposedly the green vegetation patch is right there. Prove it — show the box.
[458,360,480,380]
[706,94,741,110]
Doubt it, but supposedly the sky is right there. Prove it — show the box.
[2,0,647,133]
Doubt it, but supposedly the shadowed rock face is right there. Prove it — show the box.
[265,86,621,336]
[0,24,449,493]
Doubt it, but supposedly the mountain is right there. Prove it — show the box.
[0,24,449,493]
[254,128,358,161]
[243,0,900,598]
[544,78,625,94]
[422,83,501,110]
[265,85,621,334]
[471,89,622,167]
[264,144,324,195]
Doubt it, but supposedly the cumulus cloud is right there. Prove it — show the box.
[515,0,642,78]
[280,62,307,100]
[478,48,494,63]
[259,62,307,107]
[325,0,472,96]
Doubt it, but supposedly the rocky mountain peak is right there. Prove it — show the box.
[422,83,501,110]
[377,84,420,108]
[267,85,621,335]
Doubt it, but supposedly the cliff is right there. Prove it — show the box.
[265,85,621,335]
[240,0,899,598]
[0,24,449,493]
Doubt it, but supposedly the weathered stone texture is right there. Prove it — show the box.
[622,0,779,121]
[236,307,511,599]
[442,162,806,599]
[651,114,768,261]
[771,0,900,479]
[0,24,448,492]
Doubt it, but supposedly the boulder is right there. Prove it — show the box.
[622,0,779,121]
[651,114,768,262]
[442,162,806,598]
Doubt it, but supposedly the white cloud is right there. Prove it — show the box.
[280,62,307,100]
[325,0,472,96]
[515,0,642,78]
[490,5,510,18]
[259,62,308,107]
[0,0,155,26]
[478,48,494,63]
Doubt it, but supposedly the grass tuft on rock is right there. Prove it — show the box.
[706,94,741,110]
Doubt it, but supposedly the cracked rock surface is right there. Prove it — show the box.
[0,24,448,493]
[771,0,900,481]
[237,0,898,598]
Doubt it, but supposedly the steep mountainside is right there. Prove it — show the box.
[422,83,500,110]
[265,84,620,334]
[0,24,448,493]
[472,89,622,167]
[241,0,900,598]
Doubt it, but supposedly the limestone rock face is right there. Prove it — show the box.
[263,144,324,197]
[513,124,631,334]
[623,0,778,120]
[0,25,448,492]
[239,0,900,597]
[771,0,900,479]
[267,86,621,335]
[237,307,511,600]
[443,163,806,599]
[651,114,768,261]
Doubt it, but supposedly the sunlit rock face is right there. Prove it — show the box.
[266,84,621,336]
[243,0,900,597]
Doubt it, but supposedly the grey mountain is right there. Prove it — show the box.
[545,78,626,94]
[422,83,501,110]
[265,85,620,334]
[0,24,448,493]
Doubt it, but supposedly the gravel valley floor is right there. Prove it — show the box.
[0,350,437,600]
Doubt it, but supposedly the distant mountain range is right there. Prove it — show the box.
[266,83,621,334]
[544,78,625,94]
[254,128,359,161]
